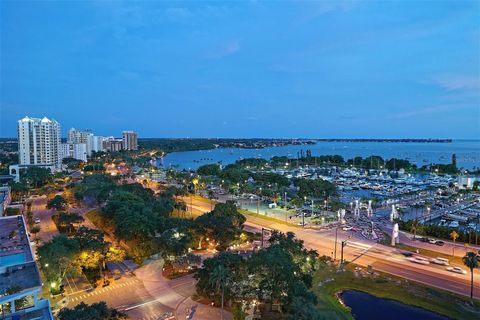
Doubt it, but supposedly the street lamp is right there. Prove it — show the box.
[303,196,306,227]
[257,188,262,215]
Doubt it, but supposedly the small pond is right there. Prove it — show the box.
[340,290,449,320]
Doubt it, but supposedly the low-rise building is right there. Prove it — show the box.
[0,215,53,319]
[61,143,87,162]
[103,138,123,152]
[457,176,478,189]
[0,187,11,217]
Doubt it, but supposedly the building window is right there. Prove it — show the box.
[0,302,12,315]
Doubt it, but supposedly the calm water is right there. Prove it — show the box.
[159,140,480,170]
[340,290,449,320]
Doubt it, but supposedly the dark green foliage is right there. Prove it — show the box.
[21,166,53,188]
[58,302,127,320]
[62,157,84,170]
[195,201,246,249]
[399,220,473,243]
[74,174,116,203]
[219,167,250,184]
[38,234,80,283]
[197,164,221,176]
[195,231,320,315]
[253,172,289,188]
[47,195,68,211]
[195,252,245,303]
[295,178,336,198]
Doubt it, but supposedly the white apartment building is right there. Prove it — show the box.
[122,131,138,151]
[68,128,94,156]
[92,135,105,153]
[17,116,61,169]
[61,143,87,162]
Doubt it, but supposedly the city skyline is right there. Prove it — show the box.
[1,1,479,139]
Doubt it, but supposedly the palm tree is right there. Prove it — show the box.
[410,219,420,240]
[450,231,459,256]
[462,252,479,299]
[207,190,216,211]
[209,265,230,320]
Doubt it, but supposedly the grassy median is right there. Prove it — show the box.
[238,208,300,228]
[313,261,480,320]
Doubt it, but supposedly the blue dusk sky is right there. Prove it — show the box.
[1,1,479,139]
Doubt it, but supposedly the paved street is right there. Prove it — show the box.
[187,197,480,299]
[65,259,231,320]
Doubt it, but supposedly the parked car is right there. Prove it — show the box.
[435,240,445,246]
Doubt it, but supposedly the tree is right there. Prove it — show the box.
[62,157,84,170]
[30,225,41,240]
[58,302,127,320]
[38,234,80,287]
[209,265,231,320]
[197,164,221,176]
[56,212,84,234]
[462,252,479,299]
[195,252,245,307]
[450,230,459,256]
[21,166,52,188]
[284,281,322,320]
[47,195,68,211]
[410,219,422,240]
[194,201,246,249]
[158,229,192,262]
[207,190,216,210]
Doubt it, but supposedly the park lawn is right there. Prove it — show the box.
[313,262,480,320]
[238,208,300,228]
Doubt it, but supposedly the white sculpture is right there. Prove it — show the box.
[391,223,399,246]
[354,199,360,219]
[367,200,373,218]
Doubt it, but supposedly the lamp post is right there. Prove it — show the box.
[334,226,338,260]
[257,187,262,215]
[303,196,306,227]
[341,240,348,264]
[284,192,288,222]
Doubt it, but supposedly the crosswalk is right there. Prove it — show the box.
[139,313,175,320]
[140,312,175,320]
[69,278,140,302]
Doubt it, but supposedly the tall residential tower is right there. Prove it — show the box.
[122,131,138,151]
[17,116,61,169]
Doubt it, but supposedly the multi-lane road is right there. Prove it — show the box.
[187,197,480,299]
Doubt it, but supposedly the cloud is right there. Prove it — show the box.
[430,75,480,91]
[165,7,192,20]
[388,105,471,120]
[209,40,241,59]
[339,115,358,120]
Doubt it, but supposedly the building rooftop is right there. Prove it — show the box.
[0,216,33,264]
[0,261,42,294]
